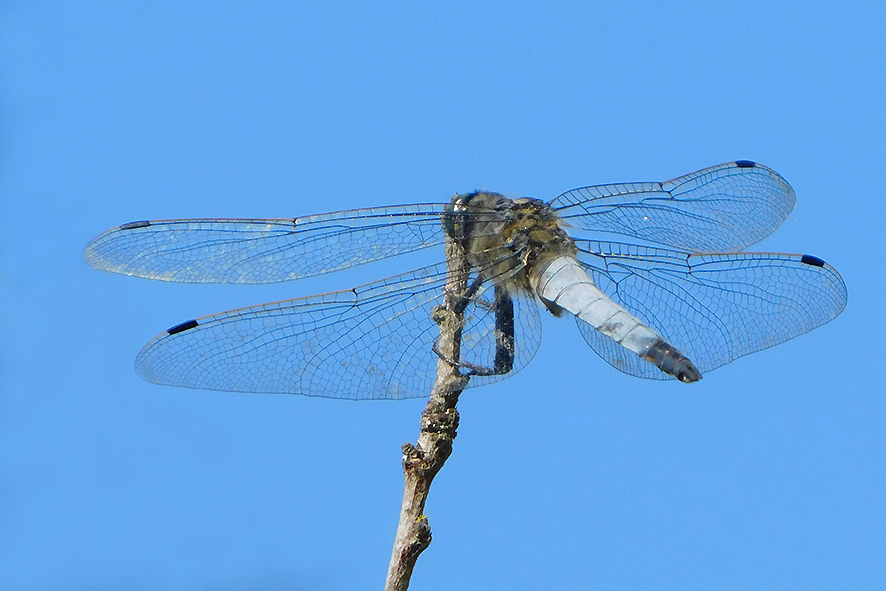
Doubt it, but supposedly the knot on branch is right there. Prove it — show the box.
[430,305,450,326]
[406,516,432,559]
[420,406,459,437]
[401,442,424,470]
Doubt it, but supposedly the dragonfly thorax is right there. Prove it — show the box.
[443,192,578,292]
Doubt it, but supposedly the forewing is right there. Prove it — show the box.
[135,264,542,398]
[573,241,847,380]
[551,161,796,253]
[83,204,450,283]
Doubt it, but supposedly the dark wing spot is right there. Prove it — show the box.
[735,160,756,168]
[120,220,151,230]
[800,254,826,267]
[167,319,199,335]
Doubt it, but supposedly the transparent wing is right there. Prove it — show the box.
[83,204,451,283]
[135,263,542,399]
[572,240,847,380]
[551,161,796,253]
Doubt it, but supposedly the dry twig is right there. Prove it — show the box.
[383,237,471,591]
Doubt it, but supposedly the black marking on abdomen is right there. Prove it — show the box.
[168,319,199,335]
[800,254,826,267]
[120,220,151,230]
[642,339,702,383]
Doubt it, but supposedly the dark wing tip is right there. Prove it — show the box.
[734,160,757,168]
[800,254,826,268]
[167,319,199,335]
[119,220,152,230]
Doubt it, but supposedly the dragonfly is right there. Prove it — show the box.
[83,161,847,400]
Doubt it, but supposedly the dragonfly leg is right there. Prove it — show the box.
[431,285,515,377]
[490,287,515,374]
[430,342,499,376]
[451,275,484,315]
[431,341,462,370]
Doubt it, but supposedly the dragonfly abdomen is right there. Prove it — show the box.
[531,255,701,382]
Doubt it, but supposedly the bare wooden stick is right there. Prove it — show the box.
[383,237,471,591]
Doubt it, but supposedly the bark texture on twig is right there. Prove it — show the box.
[383,237,470,591]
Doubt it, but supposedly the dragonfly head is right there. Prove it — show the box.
[442,191,509,240]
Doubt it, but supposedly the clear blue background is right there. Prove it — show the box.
[2,2,883,589]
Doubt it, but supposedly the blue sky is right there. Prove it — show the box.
[2,2,883,589]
